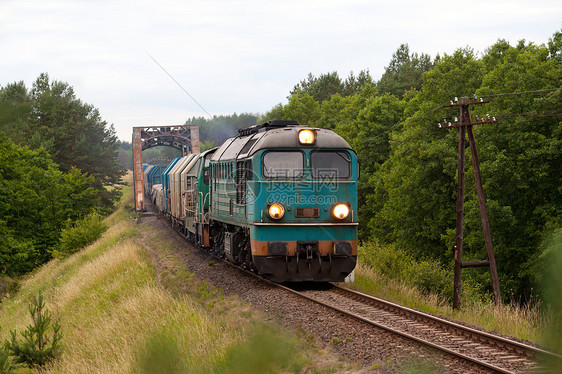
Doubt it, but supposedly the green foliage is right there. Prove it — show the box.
[4,292,62,369]
[260,103,286,122]
[56,212,108,257]
[0,134,99,275]
[0,346,13,374]
[537,228,562,360]
[378,43,434,98]
[185,113,260,148]
[135,330,184,373]
[199,139,216,152]
[359,242,453,298]
[0,73,125,212]
[117,142,182,170]
[0,327,12,374]
[212,328,298,373]
[368,38,560,301]
[289,70,374,103]
[267,29,562,303]
[283,92,322,127]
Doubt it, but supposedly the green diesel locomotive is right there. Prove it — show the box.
[158,120,358,282]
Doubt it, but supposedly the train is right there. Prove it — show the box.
[144,120,358,282]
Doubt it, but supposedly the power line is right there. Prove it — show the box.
[432,88,562,113]
[494,111,562,120]
[145,51,213,120]
[479,87,562,98]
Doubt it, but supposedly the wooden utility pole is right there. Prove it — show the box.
[442,97,501,309]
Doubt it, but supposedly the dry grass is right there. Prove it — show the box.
[46,285,241,373]
[1,175,348,373]
[0,195,251,373]
[348,262,546,345]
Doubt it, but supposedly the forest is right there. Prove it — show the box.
[259,32,562,303]
[0,74,124,277]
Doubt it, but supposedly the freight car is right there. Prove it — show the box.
[148,120,358,282]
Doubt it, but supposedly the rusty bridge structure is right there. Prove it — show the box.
[132,125,200,211]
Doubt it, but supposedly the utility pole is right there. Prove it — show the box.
[441,97,501,309]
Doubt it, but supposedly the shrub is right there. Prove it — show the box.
[0,344,13,374]
[0,276,20,300]
[55,212,107,257]
[4,292,62,369]
[358,241,454,300]
[407,260,453,297]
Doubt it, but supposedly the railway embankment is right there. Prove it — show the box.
[0,183,350,373]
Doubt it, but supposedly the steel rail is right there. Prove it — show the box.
[217,258,558,373]
[275,283,515,374]
[333,285,560,362]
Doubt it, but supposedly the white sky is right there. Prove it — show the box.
[1,0,561,141]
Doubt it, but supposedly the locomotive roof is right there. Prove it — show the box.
[211,121,352,161]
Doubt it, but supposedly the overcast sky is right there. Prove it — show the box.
[1,0,561,141]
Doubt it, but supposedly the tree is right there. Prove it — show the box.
[378,44,434,98]
[0,74,125,212]
[342,70,375,96]
[464,39,562,298]
[0,134,97,275]
[187,113,260,146]
[370,48,485,261]
[4,293,62,369]
[289,70,374,103]
[283,93,321,126]
[262,29,562,303]
[290,72,344,103]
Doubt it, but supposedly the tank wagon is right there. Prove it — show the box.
[150,120,358,282]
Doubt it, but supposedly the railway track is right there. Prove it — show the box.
[222,260,559,373]
[152,199,559,373]
[288,284,559,373]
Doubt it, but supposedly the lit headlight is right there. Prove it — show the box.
[267,203,285,220]
[332,203,350,219]
[298,129,316,145]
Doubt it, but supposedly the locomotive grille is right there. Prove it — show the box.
[295,207,319,218]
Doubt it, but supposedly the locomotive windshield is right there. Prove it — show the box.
[263,151,304,179]
[311,151,351,179]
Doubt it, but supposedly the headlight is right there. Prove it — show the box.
[298,129,316,145]
[332,203,350,219]
[267,203,285,220]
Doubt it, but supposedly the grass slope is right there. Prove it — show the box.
[0,184,350,373]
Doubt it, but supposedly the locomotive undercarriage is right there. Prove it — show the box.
[209,223,254,271]
[208,221,356,282]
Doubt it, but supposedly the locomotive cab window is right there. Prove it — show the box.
[263,151,304,179]
[311,151,351,179]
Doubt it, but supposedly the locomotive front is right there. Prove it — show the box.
[209,121,358,282]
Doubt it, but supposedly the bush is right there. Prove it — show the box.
[358,241,454,299]
[0,276,20,300]
[407,260,453,297]
[55,212,107,257]
[0,345,13,374]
